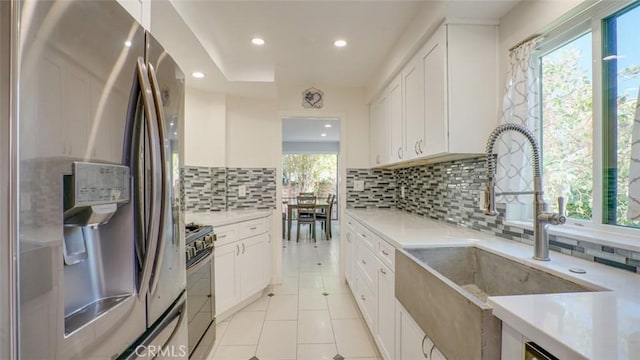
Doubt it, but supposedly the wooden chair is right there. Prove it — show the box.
[296,196,317,242]
[316,194,335,240]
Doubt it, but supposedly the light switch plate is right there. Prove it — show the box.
[239,185,247,197]
[354,180,365,192]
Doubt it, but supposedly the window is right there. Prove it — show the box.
[515,1,640,234]
[603,4,640,227]
[540,32,593,220]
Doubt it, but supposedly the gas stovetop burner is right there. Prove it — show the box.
[185,223,213,244]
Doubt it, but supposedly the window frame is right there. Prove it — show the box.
[504,0,640,242]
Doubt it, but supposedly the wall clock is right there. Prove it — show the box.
[302,87,324,109]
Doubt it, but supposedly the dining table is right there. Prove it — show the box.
[284,199,330,240]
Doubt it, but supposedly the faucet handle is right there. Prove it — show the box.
[558,196,566,216]
[556,196,567,224]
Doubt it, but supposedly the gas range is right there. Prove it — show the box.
[185,223,215,269]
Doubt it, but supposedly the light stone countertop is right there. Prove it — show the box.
[347,208,640,360]
[184,209,272,228]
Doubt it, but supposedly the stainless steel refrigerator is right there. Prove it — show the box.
[0,1,187,358]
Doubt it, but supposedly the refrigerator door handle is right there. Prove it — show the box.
[136,58,162,300]
[147,63,170,296]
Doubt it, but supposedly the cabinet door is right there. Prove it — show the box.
[376,263,395,360]
[264,234,272,287]
[377,91,390,165]
[355,267,377,331]
[344,226,354,286]
[403,53,424,160]
[214,242,241,316]
[422,26,447,157]
[396,301,426,360]
[389,74,403,162]
[240,234,266,299]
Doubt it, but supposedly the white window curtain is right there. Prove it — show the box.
[626,86,640,220]
[495,38,541,204]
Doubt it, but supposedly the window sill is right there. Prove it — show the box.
[503,220,640,253]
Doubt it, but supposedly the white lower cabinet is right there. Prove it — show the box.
[396,301,426,360]
[214,241,242,315]
[376,261,395,360]
[214,216,271,317]
[347,214,447,360]
[239,234,267,298]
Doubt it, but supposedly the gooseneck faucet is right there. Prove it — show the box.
[484,123,566,261]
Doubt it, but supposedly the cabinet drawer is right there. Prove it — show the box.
[356,243,377,292]
[346,216,357,229]
[238,218,268,239]
[356,267,377,331]
[214,224,238,247]
[377,239,395,270]
[356,224,376,250]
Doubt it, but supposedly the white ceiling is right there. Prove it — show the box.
[283,117,340,142]
[166,0,521,94]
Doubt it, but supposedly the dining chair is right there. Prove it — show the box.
[315,194,335,240]
[296,195,317,242]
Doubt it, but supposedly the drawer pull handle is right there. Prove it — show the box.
[242,243,246,254]
[380,268,387,275]
[361,233,366,238]
[361,260,366,265]
[250,226,257,230]
[381,250,389,256]
[236,244,240,256]
[218,234,226,239]
[361,295,366,301]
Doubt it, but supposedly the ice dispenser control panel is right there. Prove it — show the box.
[71,162,130,206]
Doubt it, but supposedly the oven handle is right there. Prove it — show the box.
[187,249,214,275]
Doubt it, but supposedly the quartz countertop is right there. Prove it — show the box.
[184,209,272,227]
[346,208,640,360]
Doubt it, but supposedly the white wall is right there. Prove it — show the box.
[282,141,340,154]
[184,87,226,167]
[277,85,370,168]
[225,95,280,168]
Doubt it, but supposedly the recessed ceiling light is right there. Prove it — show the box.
[324,124,332,128]
[124,40,132,48]
[174,132,178,136]
[334,39,347,48]
[192,72,206,79]
[252,38,265,45]
[321,133,327,137]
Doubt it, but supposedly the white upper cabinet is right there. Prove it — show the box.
[388,74,403,163]
[421,26,447,157]
[370,21,498,166]
[402,52,424,161]
[370,90,390,167]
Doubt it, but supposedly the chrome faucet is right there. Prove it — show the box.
[484,123,566,261]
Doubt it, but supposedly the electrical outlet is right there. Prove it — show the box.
[478,190,485,210]
[354,180,365,192]
[401,185,405,199]
[238,185,247,197]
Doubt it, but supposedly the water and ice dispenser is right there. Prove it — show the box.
[62,162,134,336]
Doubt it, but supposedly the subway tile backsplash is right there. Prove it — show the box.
[348,157,640,274]
[181,166,276,212]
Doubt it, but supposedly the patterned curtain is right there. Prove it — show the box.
[495,38,541,204]
[627,87,640,220]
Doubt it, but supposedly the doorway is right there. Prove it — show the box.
[282,117,340,242]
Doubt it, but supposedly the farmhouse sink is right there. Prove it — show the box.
[395,246,600,360]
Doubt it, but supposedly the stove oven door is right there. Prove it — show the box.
[186,249,215,357]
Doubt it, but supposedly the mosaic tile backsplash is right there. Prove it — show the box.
[226,168,277,210]
[181,166,276,212]
[346,168,396,208]
[349,157,640,274]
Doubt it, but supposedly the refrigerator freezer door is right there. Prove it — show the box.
[145,32,186,326]
[17,1,146,358]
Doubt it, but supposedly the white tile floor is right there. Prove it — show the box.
[207,222,381,360]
